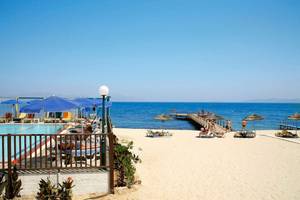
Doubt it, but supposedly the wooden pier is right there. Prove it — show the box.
[172,113,229,132]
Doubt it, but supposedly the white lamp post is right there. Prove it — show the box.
[99,85,109,166]
[99,85,109,97]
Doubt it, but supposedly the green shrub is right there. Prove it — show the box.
[36,178,58,200]
[36,177,74,200]
[3,165,22,199]
[114,141,141,188]
[58,177,74,200]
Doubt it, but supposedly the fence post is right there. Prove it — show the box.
[101,95,106,166]
[107,118,114,194]
[108,131,114,194]
[7,134,12,196]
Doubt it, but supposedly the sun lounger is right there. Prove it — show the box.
[62,112,73,123]
[198,130,215,138]
[234,130,256,138]
[146,129,172,137]
[44,118,61,123]
[0,117,6,123]
[4,112,12,123]
[213,130,226,138]
[275,130,298,138]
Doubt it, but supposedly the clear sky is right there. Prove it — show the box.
[0,0,299,102]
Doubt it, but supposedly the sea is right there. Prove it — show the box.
[1,102,299,130]
[109,102,300,130]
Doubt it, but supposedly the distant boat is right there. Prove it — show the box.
[154,114,172,121]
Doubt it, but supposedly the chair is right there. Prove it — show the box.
[0,117,5,123]
[5,112,12,123]
[213,130,226,138]
[146,129,172,137]
[198,127,214,138]
[62,112,73,123]
[23,113,35,123]
[234,130,256,138]
[275,130,298,138]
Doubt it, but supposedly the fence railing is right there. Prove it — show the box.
[0,133,110,171]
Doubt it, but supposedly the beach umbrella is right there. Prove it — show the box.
[244,114,264,132]
[1,99,18,105]
[206,114,224,121]
[154,114,172,122]
[288,113,300,135]
[73,98,95,107]
[244,114,264,121]
[154,114,172,130]
[1,99,18,117]
[20,96,78,113]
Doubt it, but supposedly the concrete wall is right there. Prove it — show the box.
[19,170,108,198]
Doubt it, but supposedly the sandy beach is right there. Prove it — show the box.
[101,128,300,200]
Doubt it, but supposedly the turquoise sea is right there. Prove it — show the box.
[110,102,300,130]
[1,102,300,130]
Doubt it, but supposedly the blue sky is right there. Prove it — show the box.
[0,0,299,101]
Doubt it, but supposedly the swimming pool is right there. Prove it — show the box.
[0,124,64,162]
[0,124,63,135]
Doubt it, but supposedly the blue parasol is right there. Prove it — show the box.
[20,96,78,113]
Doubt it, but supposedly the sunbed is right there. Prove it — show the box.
[146,129,172,137]
[234,130,256,138]
[198,130,215,138]
[62,112,73,123]
[0,117,6,123]
[44,118,61,123]
[275,130,298,138]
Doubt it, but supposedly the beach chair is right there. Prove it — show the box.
[44,117,61,123]
[146,130,172,137]
[62,112,73,123]
[0,117,6,123]
[198,131,215,138]
[13,113,26,123]
[275,130,298,138]
[5,112,12,123]
[23,113,38,123]
[198,128,214,138]
[63,146,101,165]
[146,130,158,137]
[234,130,256,138]
[213,130,226,138]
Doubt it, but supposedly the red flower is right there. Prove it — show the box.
[12,159,17,165]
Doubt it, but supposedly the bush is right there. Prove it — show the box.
[0,165,22,199]
[36,178,58,200]
[36,177,74,200]
[58,177,74,200]
[114,141,141,188]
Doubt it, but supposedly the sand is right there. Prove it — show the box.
[99,128,300,200]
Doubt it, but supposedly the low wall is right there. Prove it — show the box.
[19,170,108,199]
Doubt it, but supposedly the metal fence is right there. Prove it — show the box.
[1,133,109,170]
[0,119,115,194]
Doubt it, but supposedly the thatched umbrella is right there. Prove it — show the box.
[288,113,300,135]
[244,114,264,132]
[154,114,172,122]
[154,114,172,130]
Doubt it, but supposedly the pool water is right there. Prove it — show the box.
[0,124,64,162]
[0,124,63,135]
